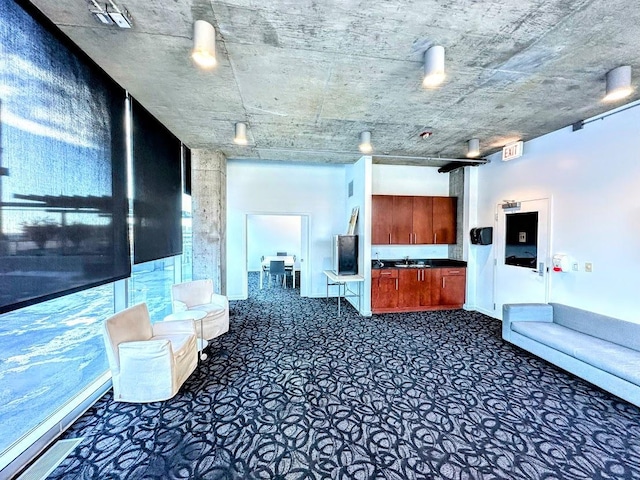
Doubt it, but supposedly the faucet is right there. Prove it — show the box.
[404,256,410,265]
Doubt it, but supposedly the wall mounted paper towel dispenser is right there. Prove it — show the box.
[470,227,493,245]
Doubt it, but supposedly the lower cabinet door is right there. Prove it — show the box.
[436,268,466,306]
[398,269,421,307]
[372,271,398,309]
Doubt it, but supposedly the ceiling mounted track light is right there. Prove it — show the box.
[466,138,480,158]
[192,20,217,69]
[603,65,632,102]
[359,131,373,154]
[423,45,445,88]
[234,122,248,145]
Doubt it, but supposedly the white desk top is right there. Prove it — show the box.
[323,270,365,283]
[262,256,295,267]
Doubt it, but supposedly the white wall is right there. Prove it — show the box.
[371,164,451,259]
[227,160,346,300]
[247,215,301,271]
[471,102,640,322]
[345,156,372,315]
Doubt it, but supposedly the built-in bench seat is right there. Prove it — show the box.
[503,303,640,407]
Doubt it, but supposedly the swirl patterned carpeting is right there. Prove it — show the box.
[48,273,640,479]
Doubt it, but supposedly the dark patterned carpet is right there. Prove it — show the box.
[48,273,640,479]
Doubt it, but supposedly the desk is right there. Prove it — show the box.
[261,256,296,289]
[164,310,208,361]
[323,270,365,315]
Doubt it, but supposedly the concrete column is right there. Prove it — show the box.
[191,149,227,294]
[448,167,465,260]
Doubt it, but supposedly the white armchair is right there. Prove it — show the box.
[102,303,198,403]
[171,279,229,340]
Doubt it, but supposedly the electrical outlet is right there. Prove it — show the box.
[585,262,593,273]
[572,262,579,271]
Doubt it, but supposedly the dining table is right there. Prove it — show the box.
[260,255,296,289]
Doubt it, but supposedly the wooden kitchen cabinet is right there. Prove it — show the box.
[433,267,466,308]
[371,195,456,245]
[371,269,398,310]
[397,268,433,308]
[412,196,433,245]
[372,195,393,244]
[432,197,457,244]
[392,196,414,244]
[371,267,465,313]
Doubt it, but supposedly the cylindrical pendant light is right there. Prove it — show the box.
[603,65,632,102]
[359,131,372,154]
[423,45,445,88]
[192,20,217,69]
[234,122,248,145]
[466,138,480,158]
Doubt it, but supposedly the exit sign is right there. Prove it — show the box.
[502,141,523,161]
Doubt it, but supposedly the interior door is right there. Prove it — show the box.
[494,198,550,317]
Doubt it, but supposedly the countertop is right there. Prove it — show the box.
[371,258,467,269]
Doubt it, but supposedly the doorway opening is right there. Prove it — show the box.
[245,214,309,297]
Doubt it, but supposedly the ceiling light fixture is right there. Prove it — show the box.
[234,122,248,145]
[192,20,217,69]
[604,65,632,102]
[466,138,480,158]
[359,131,373,154]
[422,45,445,88]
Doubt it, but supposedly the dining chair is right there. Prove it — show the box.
[284,255,296,287]
[269,260,286,287]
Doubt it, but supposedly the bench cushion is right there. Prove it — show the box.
[551,303,640,351]
[512,321,640,386]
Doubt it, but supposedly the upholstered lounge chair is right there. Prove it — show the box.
[171,279,229,340]
[103,303,198,403]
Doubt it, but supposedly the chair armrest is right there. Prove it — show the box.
[209,293,228,306]
[502,303,553,341]
[153,319,196,336]
[172,300,188,313]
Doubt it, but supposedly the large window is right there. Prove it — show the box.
[129,258,176,322]
[0,283,114,457]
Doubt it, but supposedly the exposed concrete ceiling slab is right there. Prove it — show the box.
[26,0,640,165]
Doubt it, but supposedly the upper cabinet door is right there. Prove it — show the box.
[391,196,413,244]
[372,195,393,244]
[432,197,457,244]
[412,196,433,245]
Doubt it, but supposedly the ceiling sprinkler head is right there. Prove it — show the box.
[419,130,433,139]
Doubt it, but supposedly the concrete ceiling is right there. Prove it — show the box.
[28,0,640,166]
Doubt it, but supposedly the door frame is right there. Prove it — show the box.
[492,197,552,318]
[243,213,310,298]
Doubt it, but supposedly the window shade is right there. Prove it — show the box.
[131,99,182,264]
[0,0,130,314]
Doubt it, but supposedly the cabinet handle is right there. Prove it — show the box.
[410,234,412,244]
[449,270,460,274]
[395,278,399,290]
[381,272,392,276]
[442,277,446,288]
[417,270,420,281]
[434,233,437,243]
[388,233,391,244]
